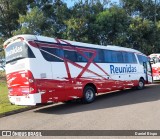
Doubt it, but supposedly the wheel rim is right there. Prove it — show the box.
[85,89,94,101]
[139,81,144,88]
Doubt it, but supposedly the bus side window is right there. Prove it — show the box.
[94,49,105,63]
[131,53,137,63]
[122,52,137,63]
[110,51,123,63]
[40,47,64,62]
[116,51,123,63]
[64,50,76,62]
[76,52,87,62]
[104,50,113,63]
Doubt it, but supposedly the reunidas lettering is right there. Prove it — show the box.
[6,46,23,57]
[110,65,137,74]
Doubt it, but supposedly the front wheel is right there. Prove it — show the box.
[137,78,145,90]
[82,86,96,103]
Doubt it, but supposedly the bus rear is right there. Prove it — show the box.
[4,36,41,105]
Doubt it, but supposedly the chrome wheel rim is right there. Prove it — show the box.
[139,81,144,88]
[85,89,94,101]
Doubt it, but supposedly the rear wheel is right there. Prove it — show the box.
[82,86,95,103]
[137,78,145,90]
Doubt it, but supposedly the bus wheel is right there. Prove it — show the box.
[82,86,95,103]
[137,78,145,90]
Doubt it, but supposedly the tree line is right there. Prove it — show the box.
[1,0,160,64]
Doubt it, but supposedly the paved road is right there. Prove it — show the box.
[0,83,160,135]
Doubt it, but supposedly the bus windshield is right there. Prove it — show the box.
[5,41,35,64]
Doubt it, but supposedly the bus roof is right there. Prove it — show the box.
[4,34,143,54]
[149,53,160,57]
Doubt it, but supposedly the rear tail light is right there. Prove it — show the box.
[28,41,38,48]
[26,70,38,94]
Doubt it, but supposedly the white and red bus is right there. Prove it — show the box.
[149,53,160,81]
[3,35,153,105]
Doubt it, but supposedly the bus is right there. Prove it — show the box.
[3,35,153,105]
[149,53,160,81]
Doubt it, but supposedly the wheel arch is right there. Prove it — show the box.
[137,77,145,90]
[83,83,97,94]
[139,77,145,82]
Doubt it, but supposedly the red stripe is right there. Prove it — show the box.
[64,59,71,79]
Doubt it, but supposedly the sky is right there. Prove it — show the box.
[65,0,120,7]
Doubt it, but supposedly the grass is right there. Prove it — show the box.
[0,71,26,115]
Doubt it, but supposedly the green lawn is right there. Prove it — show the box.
[0,74,26,115]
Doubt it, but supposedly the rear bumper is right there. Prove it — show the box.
[9,93,41,106]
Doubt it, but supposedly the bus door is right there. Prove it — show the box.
[143,62,153,83]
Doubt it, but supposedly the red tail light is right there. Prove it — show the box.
[27,70,38,94]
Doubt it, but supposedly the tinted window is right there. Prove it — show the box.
[28,47,36,58]
[84,52,93,59]
[76,48,95,62]
[40,47,64,62]
[94,49,104,63]
[104,50,123,63]
[5,41,35,64]
[137,54,148,64]
[64,50,76,62]
[104,50,112,62]
[76,52,87,62]
[122,52,137,63]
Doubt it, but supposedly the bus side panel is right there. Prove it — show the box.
[27,46,57,103]
[28,46,69,103]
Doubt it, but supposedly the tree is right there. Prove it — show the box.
[13,7,47,35]
[64,0,105,43]
[0,0,29,38]
[121,0,144,16]
[0,0,33,68]
[95,5,130,45]
[41,0,70,38]
[121,0,160,54]
[0,37,5,70]
[64,17,88,41]
[14,0,70,38]
[0,37,4,71]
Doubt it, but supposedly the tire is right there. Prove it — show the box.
[137,78,145,90]
[82,86,96,103]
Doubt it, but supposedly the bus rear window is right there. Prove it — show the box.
[5,41,35,64]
